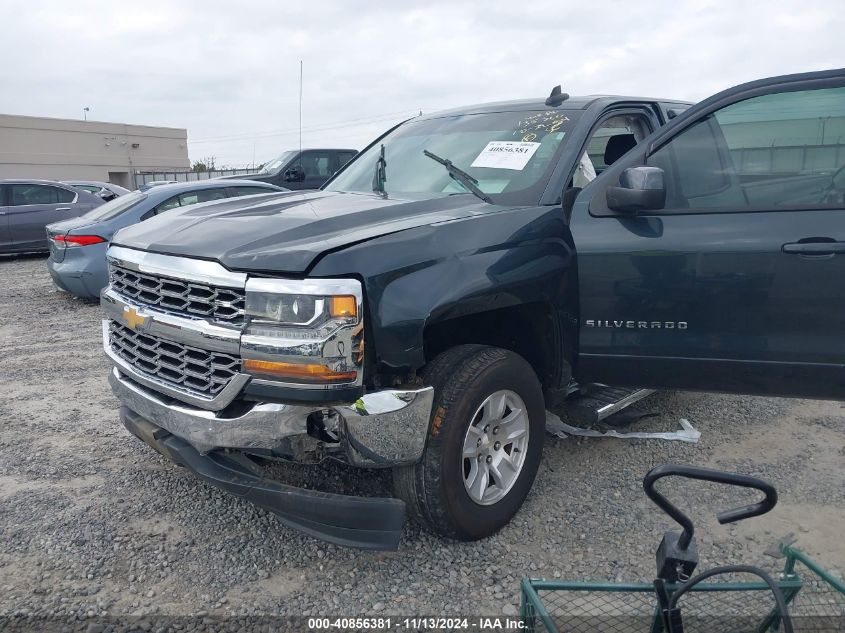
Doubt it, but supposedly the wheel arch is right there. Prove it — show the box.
[423,301,567,394]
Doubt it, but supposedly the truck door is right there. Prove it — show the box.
[571,70,845,400]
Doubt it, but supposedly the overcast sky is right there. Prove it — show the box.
[1,0,841,167]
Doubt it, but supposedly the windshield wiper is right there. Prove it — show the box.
[422,150,492,204]
[372,144,387,197]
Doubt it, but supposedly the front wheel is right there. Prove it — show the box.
[393,345,545,540]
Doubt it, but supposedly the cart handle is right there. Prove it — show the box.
[643,464,777,549]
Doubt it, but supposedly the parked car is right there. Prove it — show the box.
[137,180,178,191]
[0,180,103,254]
[46,180,286,298]
[218,148,357,189]
[100,68,845,550]
[62,180,131,201]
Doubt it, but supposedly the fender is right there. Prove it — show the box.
[310,205,577,377]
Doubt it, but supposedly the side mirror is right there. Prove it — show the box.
[98,191,116,201]
[283,166,305,182]
[607,166,666,213]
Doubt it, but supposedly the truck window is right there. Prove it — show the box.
[567,113,652,196]
[325,109,582,206]
[299,151,333,178]
[648,115,738,207]
[585,115,651,175]
[648,85,845,211]
[338,151,357,167]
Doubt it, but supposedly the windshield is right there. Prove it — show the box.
[325,110,579,205]
[81,191,147,221]
[259,150,297,174]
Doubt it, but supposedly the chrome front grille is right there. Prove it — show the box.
[108,322,240,398]
[109,264,245,323]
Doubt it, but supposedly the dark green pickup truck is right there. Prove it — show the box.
[101,68,845,549]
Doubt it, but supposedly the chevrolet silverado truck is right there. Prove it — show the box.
[101,69,845,550]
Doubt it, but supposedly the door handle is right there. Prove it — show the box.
[54,207,73,211]
[782,240,845,255]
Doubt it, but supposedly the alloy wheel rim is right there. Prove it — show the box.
[461,389,529,506]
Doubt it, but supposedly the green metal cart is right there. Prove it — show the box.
[520,465,845,633]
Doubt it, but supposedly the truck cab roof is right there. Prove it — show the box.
[420,95,694,119]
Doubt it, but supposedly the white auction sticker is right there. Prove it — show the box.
[470,141,541,170]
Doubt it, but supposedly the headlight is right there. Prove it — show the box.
[242,278,364,388]
[245,279,359,326]
[246,292,324,325]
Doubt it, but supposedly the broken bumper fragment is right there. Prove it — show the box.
[120,406,407,550]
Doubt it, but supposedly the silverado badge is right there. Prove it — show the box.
[123,307,147,331]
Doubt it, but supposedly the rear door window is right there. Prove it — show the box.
[56,188,76,203]
[10,184,60,205]
[231,186,275,196]
[156,196,181,213]
[177,188,228,207]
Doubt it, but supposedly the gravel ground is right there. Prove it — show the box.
[1,253,844,630]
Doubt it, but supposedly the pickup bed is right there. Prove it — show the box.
[101,68,845,550]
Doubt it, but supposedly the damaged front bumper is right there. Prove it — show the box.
[109,369,434,549]
[108,367,434,466]
[120,407,406,550]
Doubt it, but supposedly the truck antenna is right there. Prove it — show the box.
[545,85,570,107]
[298,60,303,171]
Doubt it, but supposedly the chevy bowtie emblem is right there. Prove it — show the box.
[123,307,147,331]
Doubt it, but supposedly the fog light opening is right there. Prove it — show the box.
[307,410,341,443]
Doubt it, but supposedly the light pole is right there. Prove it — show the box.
[83,107,90,121]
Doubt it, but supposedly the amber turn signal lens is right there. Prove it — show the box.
[243,359,357,383]
[329,295,357,318]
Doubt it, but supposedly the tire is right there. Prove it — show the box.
[393,345,545,540]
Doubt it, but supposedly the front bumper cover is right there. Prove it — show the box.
[108,368,434,467]
[120,406,405,550]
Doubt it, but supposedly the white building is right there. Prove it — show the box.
[0,113,189,189]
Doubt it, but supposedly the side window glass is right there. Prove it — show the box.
[178,192,200,206]
[178,189,227,207]
[10,184,59,206]
[232,186,273,196]
[156,196,181,213]
[572,114,651,190]
[648,116,736,208]
[299,152,333,178]
[56,188,76,203]
[648,85,845,210]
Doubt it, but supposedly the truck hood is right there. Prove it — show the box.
[112,190,501,274]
